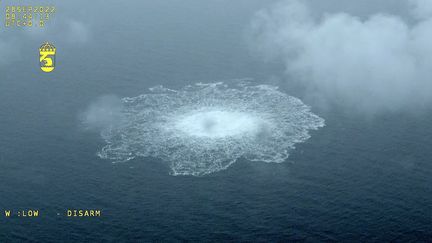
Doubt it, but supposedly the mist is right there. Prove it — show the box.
[0,39,15,66]
[249,0,432,114]
[81,95,124,130]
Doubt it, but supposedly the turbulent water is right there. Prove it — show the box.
[97,81,325,176]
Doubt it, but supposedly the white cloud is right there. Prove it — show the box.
[66,20,89,44]
[249,0,432,114]
[81,95,124,130]
[23,19,90,44]
[409,0,432,19]
[0,37,20,66]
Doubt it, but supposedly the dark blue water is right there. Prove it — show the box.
[1,1,432,241]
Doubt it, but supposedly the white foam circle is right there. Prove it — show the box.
[97,81,325,176]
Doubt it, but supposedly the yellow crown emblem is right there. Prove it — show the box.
[39,42,56,72]
[40,42,56,52]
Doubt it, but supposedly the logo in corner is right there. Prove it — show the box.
[39,42,56,72]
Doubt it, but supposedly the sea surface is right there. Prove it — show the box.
[1,1,432,241]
